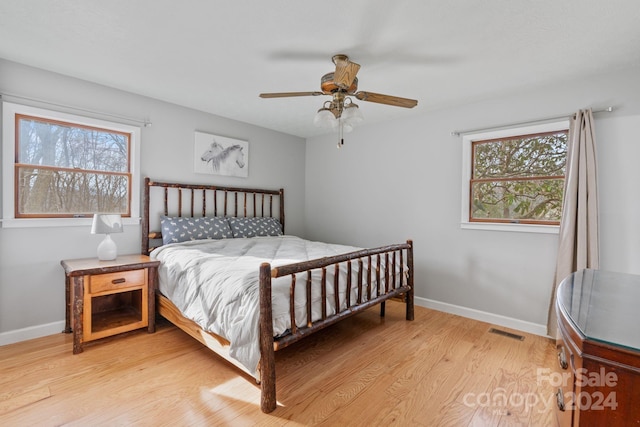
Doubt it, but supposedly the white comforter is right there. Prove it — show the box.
[151,235,398,376]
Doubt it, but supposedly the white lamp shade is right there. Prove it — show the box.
[342,121,354,133]
[91,214,123,234]
[314,109,338,128]
[342,104,364,126]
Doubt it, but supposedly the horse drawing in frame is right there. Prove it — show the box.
[200,140,247,177]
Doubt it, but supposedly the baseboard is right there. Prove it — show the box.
[415,296,549,338]
[0,321,66,347]
[1,299,549,346]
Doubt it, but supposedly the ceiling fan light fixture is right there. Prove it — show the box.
[259,54,417,146]
[342,101,364,126]
[314,107,337,128]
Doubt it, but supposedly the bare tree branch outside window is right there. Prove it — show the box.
[15,115,131,218]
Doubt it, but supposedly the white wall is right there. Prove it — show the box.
[0,59,306,344]
[3,57,640,344]
[305,66,640,335]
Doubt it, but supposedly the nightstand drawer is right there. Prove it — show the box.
[90,269,145,293]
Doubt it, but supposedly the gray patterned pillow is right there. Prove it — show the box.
[228,217,283,238]
[160,216,233,245]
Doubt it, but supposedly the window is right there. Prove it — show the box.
[2,102,141,227]
[461,121,569,233]
[16,114,131,218]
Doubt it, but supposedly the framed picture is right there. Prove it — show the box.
[194,131,249,178]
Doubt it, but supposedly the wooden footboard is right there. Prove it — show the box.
[155,240,415,413]
[257,240,414,412]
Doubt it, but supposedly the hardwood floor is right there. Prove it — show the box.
[0,303,558,426]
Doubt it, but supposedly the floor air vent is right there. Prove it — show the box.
[488,328,524,341]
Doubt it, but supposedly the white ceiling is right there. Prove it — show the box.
[1,1,639,138]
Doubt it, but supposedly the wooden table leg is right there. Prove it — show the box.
[72,276,84,354]
[64,275,72,333]
[147,267,156,333]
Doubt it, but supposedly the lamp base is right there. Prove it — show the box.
[97,234,117,261]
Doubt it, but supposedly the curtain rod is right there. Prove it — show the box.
[450,106,613,137]
[0,92,152,127]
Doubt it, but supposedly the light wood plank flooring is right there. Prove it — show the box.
[0,303,558,426]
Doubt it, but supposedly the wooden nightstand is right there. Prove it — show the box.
[61,254,160,354]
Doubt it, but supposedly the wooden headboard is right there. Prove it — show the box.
[142,177,285,254]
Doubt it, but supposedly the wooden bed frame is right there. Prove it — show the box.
[142,177,414,412]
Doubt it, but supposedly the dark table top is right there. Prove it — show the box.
[558,269,640,352]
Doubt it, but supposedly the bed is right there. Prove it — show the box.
[142,177,414,412]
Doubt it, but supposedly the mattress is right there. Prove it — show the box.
[151,235,402,376]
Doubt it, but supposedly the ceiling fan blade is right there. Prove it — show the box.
[333,55,361,90]
[259,91,324,98]
[355,91,418,108]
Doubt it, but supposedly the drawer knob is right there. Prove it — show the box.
[558,346,568,370]
[556,388,565,411]
[112,278,126,284]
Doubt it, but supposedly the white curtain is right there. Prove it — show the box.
[547,108,600,337]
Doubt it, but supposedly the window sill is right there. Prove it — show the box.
[0,217,141,229]
[460,222,559,234]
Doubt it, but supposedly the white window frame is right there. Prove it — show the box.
[1,101,141,228]
[460,120,569,234]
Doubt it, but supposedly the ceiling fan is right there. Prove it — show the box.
[259,54,418,146]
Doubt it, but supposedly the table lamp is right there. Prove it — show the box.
[91,214,123,260]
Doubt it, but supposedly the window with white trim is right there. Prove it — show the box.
[2,102,141,227]
[461,121,569,233]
